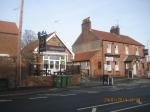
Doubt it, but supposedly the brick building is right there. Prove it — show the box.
[22,32,72,75]
[0,21,19,89]
[72,18,147,78]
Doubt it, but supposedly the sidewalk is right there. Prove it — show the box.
[0,77,150,96]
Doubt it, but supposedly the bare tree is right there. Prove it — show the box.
[22,30,36,48]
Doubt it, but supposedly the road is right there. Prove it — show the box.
[0,84,150,112]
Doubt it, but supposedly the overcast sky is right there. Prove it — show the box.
[0,0,150,50]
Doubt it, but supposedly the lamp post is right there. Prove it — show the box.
[147,40,150,71]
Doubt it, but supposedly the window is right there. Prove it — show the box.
[136,47,139,55]
[50,55,60,60]
[115,61,119,71]
[125,46,129,55]
[44,55,48,59]
[50,61,54,69]
[115,45,119,54]
[55,61,59,69]
[125,63,129,69]
[44,60,49,69]
[106,61,112,71]
[107,44,112,53]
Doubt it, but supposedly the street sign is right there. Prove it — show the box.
[38,31,47,52]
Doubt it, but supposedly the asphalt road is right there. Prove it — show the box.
[0,84,150,112]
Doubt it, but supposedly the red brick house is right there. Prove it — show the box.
[72,17,147,78]
[0,21,18,57]
[0,21,19,88]
[22,32,72,75]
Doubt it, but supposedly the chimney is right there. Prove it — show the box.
[82,17,91,33]
[110,25,120,35]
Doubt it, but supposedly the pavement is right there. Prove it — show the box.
[0,76,150,96]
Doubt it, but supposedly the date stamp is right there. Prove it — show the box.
[104,97,142,104]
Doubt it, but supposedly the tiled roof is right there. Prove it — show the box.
[0,21,18,35]
[22,32,72,55]
[91,29,143,46]
[74,50,98,62]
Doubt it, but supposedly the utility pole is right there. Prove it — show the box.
[17,0,24,87]
[147,40,150,71]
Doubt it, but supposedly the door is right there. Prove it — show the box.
[50,60,60,74]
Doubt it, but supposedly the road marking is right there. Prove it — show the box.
[111,102,150,112]
[29,96,48,100]
[38,93,76,97]
[0,99,13,102]
[77,101,124,111]
[91,107,97,112]
[87,91,99,94]
[59,94,76,96]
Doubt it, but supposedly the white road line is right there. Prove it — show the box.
[59,94,76,96]
[0,99,13,102]
[37,93,76,97]
[77,101,124,111]
[111,102,150,112]
[87,91,99,94]
[28,96,48,100]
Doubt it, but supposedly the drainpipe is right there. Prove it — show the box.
[102,41,104,76]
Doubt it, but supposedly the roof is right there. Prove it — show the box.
[22,32,72,55]
[91,29,143,46]
[0,21,18,35]
[124,55,143,62]
[74,50,98,62]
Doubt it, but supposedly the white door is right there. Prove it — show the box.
[133,64,137,75]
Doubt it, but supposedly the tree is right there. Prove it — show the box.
[22,30,36,48]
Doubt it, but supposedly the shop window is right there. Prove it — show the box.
[61,61,65,69]
[44,60,49,69]
[55,61,59,69]
[44,55,48,59]
[50,61,54,69]
[50,55,60,60]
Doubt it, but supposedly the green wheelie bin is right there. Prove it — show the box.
[54,75,62,88]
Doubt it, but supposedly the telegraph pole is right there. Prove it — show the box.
[17,0,24,87]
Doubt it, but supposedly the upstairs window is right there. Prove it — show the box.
[107,44,112,53]
[136,47,139,56]
[115,45,119,54]
[125,46,129,55]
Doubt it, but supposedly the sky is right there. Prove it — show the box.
[0,0,150,51]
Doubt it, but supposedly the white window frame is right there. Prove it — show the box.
[106,61,112,71]
[125,46,129,55]
[136,47,139,56]
[107,44,112,53]
[115,45,119,54]
[115,61,119,71]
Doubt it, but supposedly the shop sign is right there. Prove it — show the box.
[46,45,65,52]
